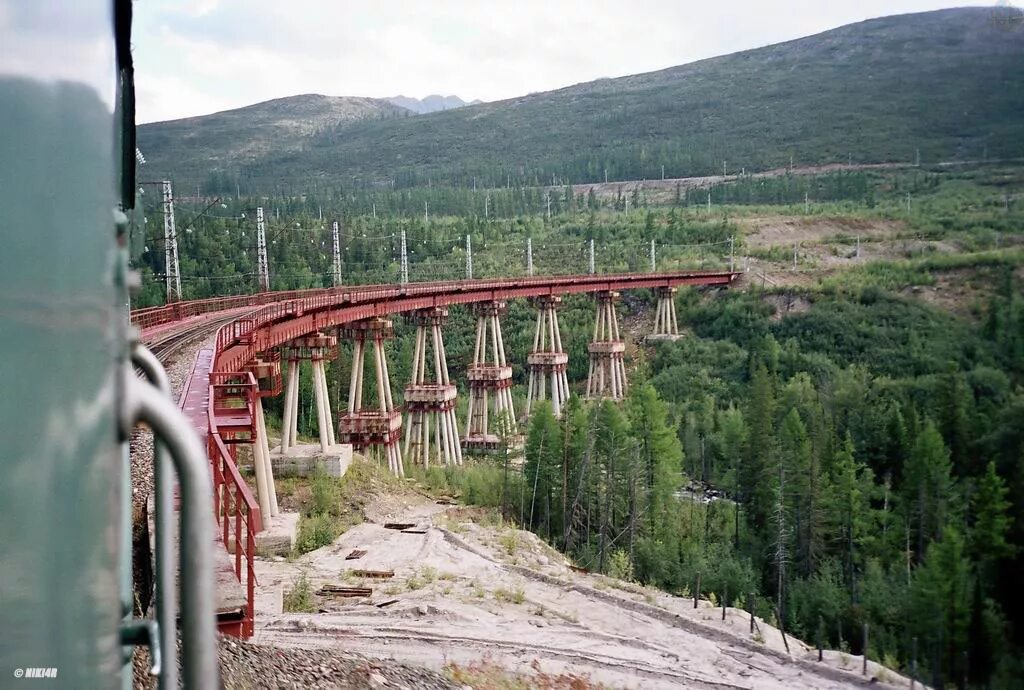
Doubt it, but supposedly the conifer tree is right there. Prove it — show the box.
[904,421,954,561]
[970,461,1014,585]
[627,384,683,536]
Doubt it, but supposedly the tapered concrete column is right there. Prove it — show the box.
[280,333,337,451]
[246,355,283,520]
[338,318,404,476]
[321,360,337,446]
[649,286,681,340]
[312,358,331,453]
[280,354,300,452]
[252,406,272,520]
[526,295,570,418]
[464,301,516,452]
[585,291,628,400]
[254,396,279,517]
[405,308,462,468]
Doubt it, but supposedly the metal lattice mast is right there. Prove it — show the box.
[400,229,409,284]
[256,206,269,292]
[331,220,342,286]
[466,235,473,280]
[161,180,182,303]
[527,237,533,276]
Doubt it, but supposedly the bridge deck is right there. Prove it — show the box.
[177,348,248,621]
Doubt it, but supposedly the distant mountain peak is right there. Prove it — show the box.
[386,94,480,114]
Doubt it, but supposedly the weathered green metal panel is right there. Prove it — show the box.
[0,2,125,687]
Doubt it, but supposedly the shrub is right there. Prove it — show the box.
[295,512,339,554]
[283,571,314,613]
[607,549,633,581]
[309,464,338,515]
[494,586,526,604]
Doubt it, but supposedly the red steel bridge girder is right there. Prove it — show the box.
[176,272,738,373]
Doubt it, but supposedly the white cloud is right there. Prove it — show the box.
[133,0,992,123]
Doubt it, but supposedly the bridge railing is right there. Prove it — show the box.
[132,269,736,333]
[206,392,260,638]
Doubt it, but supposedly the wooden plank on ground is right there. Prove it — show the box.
[318,585,372,597]
[349,569,394,579]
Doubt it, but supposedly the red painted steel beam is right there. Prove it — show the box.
[210,271,738,372]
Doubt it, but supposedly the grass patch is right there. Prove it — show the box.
[290,460,398,556]
[493,586,526,605]
[499,530,519,556]
[295,512,340,554]
[282,571,315,613]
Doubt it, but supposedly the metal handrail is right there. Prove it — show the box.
[207,388,261,636]
[122,369,217,689]
[130,343,178,690]
[130,269,738,331]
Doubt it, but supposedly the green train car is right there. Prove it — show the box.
[1,1,216,687]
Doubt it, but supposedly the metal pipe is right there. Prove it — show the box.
[130,344,177,690]
[124,371,217,689]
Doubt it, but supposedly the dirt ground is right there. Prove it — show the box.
[729,214,959,291]
[251,465,915,689]
[565,162,909,205]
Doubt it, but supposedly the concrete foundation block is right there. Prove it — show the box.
[256,511,300,557]
[270,443,353,478]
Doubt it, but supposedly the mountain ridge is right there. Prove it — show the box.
[137,94,409,176]
[139,8,1024,193]
[386,94,482,114]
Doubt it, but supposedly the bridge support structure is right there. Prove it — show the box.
[246,354,282,521]
[526,295,570,418]
[648,287,681,340]
[586,290,627,400]
[464,301,516,451]
[338,318,403,476]
[404,308,462,468]
[279,333,338,455]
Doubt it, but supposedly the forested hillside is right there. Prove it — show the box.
[138,8,1024,195]
[134,162,1024,685]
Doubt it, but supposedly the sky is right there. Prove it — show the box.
[134,0,993,123]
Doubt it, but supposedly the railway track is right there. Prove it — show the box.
[144,312,249,365]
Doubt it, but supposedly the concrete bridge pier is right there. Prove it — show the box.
[648,287,681,340]
[279,333,338,455]
[338,318,403,476]
[246,355,283,520]
[280,349,300,452]
[585,290,627,400]
[526,295,570,418]
[404,307,462,468]
[464,301,516,451]
[271,336,351,483]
